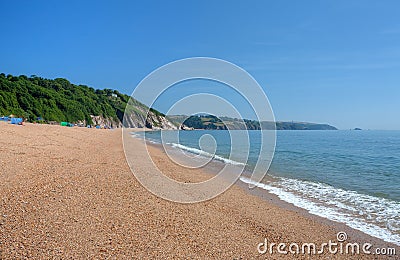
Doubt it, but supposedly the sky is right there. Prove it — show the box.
[1,0,400,129]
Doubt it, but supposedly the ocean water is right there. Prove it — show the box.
[133,130,400,245]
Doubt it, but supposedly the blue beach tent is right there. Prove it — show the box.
[10,118,23,124]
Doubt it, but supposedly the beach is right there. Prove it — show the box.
[0,122,398,259]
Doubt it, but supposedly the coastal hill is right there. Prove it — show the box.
[0,73,176,129]
[0,73,336,130]
[170,114,338,130]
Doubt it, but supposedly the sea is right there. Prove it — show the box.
[132,130,400,245]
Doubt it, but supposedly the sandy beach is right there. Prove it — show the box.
[0,122,398,259]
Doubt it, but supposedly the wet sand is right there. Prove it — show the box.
[0,122,398,259]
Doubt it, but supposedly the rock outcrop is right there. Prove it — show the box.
[122,109,177,130]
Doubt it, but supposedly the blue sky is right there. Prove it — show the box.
[1,0,400,129]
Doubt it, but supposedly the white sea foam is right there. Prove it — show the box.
[170,143,246,166]
[130,132,245,166]
[240,176,400,246]
[130,132,160,144]
[131,131,246,166]
[130,132,144,139]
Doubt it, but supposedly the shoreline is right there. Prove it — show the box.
[1,122,398,258]
[138,131,400,249]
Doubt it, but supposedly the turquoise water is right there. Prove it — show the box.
[134,130,400,245]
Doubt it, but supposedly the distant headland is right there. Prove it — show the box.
[170,114,338,130]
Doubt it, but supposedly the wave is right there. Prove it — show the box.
[240,176,400,246]
[130,132,160,144]
[170,143,246,166]
[130,132,246,166]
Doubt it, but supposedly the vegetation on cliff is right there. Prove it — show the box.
[0,73,175,128]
